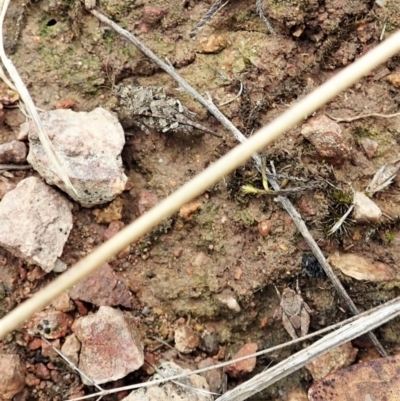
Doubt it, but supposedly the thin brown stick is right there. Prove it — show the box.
[89,8,387,357]
[327,110,400,122]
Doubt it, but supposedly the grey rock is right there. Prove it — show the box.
[27,107,127,207]
[122,361,212,401]
[201,334,219,356]
[301,114,350,165]
[73,306,144,385]
[0,140,27,164]
[69,263,132,308]
[198,358,223,393]
[0,177,73,272]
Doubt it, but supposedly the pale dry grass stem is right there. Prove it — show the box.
[0,0,77,195]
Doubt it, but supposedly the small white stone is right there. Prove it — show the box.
[352,191,382,223]
[53,259,67,273]
[216,290,241,313]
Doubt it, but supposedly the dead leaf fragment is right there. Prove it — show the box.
[328,252,397,282]
[365,158,400,196]
[309,353,400,401]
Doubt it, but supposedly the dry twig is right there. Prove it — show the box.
[327,110,400,122]
[41,338,103,391]
[255,0,276,35]
[189,0,229,38]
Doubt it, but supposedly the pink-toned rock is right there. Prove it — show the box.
[61,334,81,366]
[0,140,27,164]
[73,306,144,384]
[305,342,358,380]
[51,292,75,312]
[29,311,73,339]
[297,196,317,216]
[225,343,258,378]
[360,138,378,159]
[198,358,223,393]
[103,221,130,257]
[28,337,42,351]
[41,339,60,358]
[142,6,166,24]
[308,353,400,400]
[301,114,350,165]
[0,177,73,272]
[0,354,26,399]
[69,263,132,308]
[258,220,272,236]
[174,326,200,354]
[103,221,125,241]
[74,300,89,316]
[25,373,40,387]
[35,363,51,380]
[27,107,127,207]
[138,189,159,215]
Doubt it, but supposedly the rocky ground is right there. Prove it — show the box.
[0,0,400,400]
